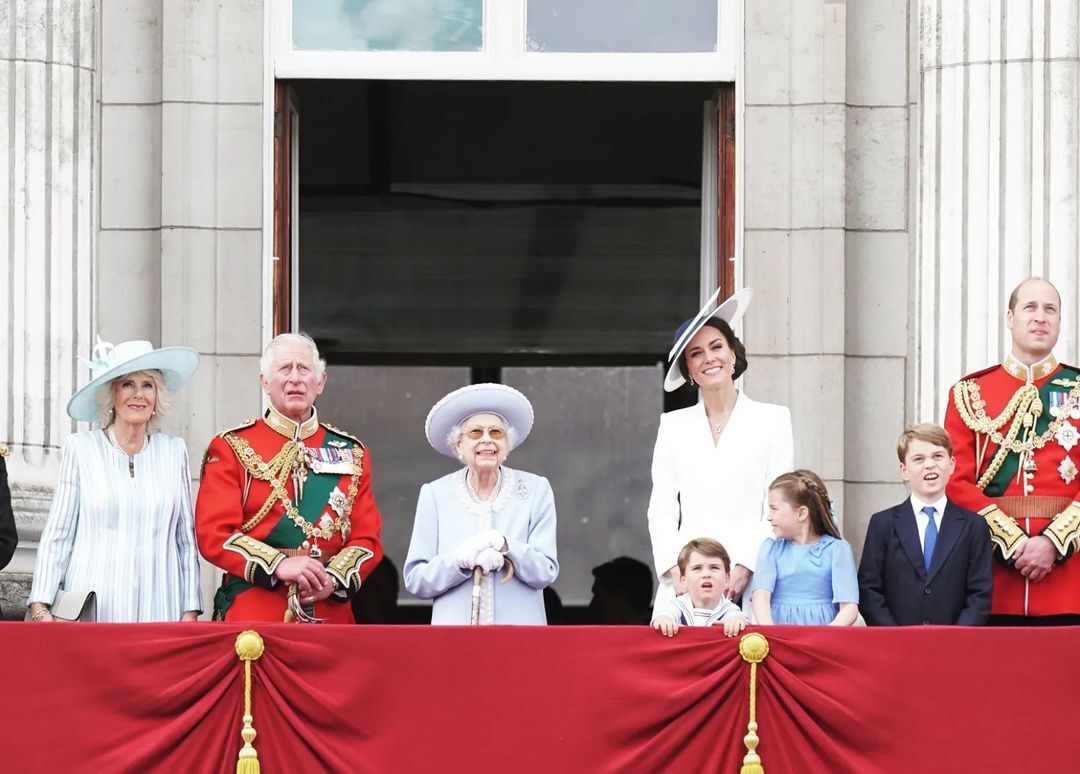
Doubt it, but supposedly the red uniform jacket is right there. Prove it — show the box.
[196,409,383,623]
[944,354,1080,616]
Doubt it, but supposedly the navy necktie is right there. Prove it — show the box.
[922,505,938,572]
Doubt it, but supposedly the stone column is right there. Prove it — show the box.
[914,0,1080,421]
[0,0,95,614]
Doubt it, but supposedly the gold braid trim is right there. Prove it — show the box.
[1043,503,1080,558]
[326,545,376,591]
[224,534,286,581]
[953,381,1042,489]
[978,504,1027,561]
[0,443,9,457]
[222,433,363,542]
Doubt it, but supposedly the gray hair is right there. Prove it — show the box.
[259,332,326,380]
[447,414,518,462]
[95,369,171,433]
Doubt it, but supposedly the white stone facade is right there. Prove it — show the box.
[2,0,1078,615]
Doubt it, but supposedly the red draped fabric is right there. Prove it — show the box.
[1,623,1075,773]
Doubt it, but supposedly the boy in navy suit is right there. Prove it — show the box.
[858,423,993,625]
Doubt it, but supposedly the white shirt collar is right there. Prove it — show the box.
[910,492,947,520]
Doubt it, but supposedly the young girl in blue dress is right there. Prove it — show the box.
[750,469,859,626]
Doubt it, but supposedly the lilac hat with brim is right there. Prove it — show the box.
[425,383,535,458]
[66,336,200,422]
[663,288,753,392]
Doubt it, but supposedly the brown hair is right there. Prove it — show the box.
[677,538,731,575]
[678,317,749,383]
[896,422,953,463]
[1008,276,1060,312]
[768,469,841,540]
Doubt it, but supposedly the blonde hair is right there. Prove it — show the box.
[768,469,841,540]
[676,538,731,575]
[896,422,953,463]
[96,369,171,433]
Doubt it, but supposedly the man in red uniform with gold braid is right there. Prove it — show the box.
[196,333,383,623]
[944,278,1080,623]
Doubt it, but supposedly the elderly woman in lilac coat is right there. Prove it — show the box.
[404,383,559,625]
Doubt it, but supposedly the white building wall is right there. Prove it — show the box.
[0,0,95,595]
[914,0,1080,424]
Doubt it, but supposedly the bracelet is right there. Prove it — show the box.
[29,608,49,621]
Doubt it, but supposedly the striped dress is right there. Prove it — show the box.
[28,430,203,622]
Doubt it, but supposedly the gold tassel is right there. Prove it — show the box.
[738,632,770,774]
[234,630,266,774]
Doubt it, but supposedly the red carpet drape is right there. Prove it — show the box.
[1,624,1075,773]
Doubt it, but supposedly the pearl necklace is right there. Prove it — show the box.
[465,468,502,504]
[108,426,149,478]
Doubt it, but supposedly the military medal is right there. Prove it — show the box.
[1048,390,1066,418]
[1059,456,1078,485]
[1055,421,1079,452]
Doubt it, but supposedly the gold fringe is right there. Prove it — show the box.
[739,632,770,774]
[234,630,266,774]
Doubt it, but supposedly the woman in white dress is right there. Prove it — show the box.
[404,383,558,625]
[647,289,794,609]
[27,338,203,623]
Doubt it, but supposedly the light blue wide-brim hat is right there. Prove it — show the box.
[425,383,535,458]
[66,336,200,422]
[664,287,753,392]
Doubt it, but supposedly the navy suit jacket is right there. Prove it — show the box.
[857,498,992,626]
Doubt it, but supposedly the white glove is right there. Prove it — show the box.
[475,547,505,574]
[455,542,479,570]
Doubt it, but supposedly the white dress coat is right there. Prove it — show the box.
[646,391,793,607]
[28,430,203,622]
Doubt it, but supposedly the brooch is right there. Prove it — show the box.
[1059,456,1078,485]
[1055,421,1079,452]
[516,480,529,500]
[328,486,348,518]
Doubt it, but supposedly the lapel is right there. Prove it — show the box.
[926,501,963,581]
[706,390,747,451]
[893,502,926,578]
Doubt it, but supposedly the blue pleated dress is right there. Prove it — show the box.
[750,535,859,625]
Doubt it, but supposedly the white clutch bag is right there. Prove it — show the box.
[26,590,97,622]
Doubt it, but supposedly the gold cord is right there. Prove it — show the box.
[739,633,769,774]
[234,630,266,774]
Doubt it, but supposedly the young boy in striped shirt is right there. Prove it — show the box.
[652,538,749,637]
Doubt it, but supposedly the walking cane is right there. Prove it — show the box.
[470,567,483,625]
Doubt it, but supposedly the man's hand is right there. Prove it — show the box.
[722,614,749,637]
[180,611,199,622]
[1014,535,1056,582]
[653,615,679,637]
[274,556,330,597]
[726,564,752,600]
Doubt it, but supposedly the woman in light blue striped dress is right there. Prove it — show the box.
[27,339,202,623]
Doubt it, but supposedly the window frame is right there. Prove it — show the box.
[274,0,736,82]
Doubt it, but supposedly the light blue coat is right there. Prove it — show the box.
[404,467,559,624]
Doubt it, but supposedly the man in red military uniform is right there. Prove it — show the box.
[944,278,1080,623]
[196,333,382,623]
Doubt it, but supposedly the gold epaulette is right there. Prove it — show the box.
[216,418,258,438]
[0,443,8,457]
[321,422,365,448]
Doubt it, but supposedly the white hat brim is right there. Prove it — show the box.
[664,288,753,392]
[425,383,535,458]
[66,347,200,422]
